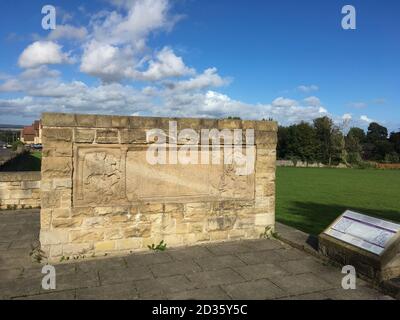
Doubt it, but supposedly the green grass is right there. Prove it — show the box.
[0,151,42,172]
[276,167,400,235]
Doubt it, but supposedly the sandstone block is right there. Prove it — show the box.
[120,129,147,144]
[76,114,96,127]
[111,116,129,128]
[95,241,115,252]
[96,115,112,128]
[115,238,142,251]
[40,230,69,245]
[123,224,151,238]
[96,129,119,144]
[42,128,73,142]
[62,243,93,256]
[75,129,95,143]
[254,214,274,226]
[70,230,104,243]
[41,157,72,179]
[42,113,76,127]
[52,218,82,229]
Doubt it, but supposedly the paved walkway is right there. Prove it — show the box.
[0,210,393,300]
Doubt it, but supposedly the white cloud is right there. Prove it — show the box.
[297,84,319,93]
[303,96,321,107]
[91,0,175,48]
[272,97,298,108]
[18,41,71,68]
[80,41,138,82]
[342,113,352,121]
[48,25,88,41]
[141,47,195,81]
[166,68,229,91]
[360,115,374,123]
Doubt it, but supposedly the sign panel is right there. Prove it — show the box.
[324,210,400,255]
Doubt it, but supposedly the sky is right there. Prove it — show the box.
[0,0,399,131]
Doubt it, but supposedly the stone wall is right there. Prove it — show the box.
[40,113,277,262]
[0,172,41,210]
[276,160,347,168]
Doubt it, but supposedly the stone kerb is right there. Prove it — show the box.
[40,113,277,262]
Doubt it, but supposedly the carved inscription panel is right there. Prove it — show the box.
[73,145,255,206]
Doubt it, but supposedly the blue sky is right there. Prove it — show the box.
[0,0,399,132]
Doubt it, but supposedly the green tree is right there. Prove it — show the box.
[313,116,344,165]
[277,126,289,159]
[389,131,400,154]
[345,127,365,164]
[366,122,388,142]
[286,122,318,163]
[365,122,390,160]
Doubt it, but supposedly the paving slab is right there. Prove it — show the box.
[186,268,245,289]
[0,209,394,300]
[236,249,285,265]
[134,275,196,298]
[194,255,246,271]
[270,273,334,296]
[99,265,152,285]
[233,263,289,281]
[223,279,287,300]
[76,283,138,300]
[167,286,231,300]
[149,260,202,278]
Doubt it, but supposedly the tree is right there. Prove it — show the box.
[365,122,390,161]
[277,126,289,159]
[389,131,400,154]
[286,122,318,163]
[366,122,388,142]
[345,127,365,164]
[313,116,344,165]
[348,127,365,143]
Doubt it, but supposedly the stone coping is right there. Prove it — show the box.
[0,171,41,182]
[42,112,278,131]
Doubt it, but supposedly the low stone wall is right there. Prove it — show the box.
[0,172,41,210]
[277,160,347,168]
[40,113,278,262]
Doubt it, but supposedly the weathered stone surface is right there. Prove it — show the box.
[42,128,73,142]
[76,114,96,127]
[96,129,119,144]
[120,129,147,144]
[41,157,72,179]
[42,113,76,127]
[74,129,95,143]
[40,113,277,261]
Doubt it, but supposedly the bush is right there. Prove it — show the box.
[11,140,24,151]
[384,152,400,163]
[346,152,362,165]
[355,161,376,169]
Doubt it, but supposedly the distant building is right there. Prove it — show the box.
[20,120,42,144]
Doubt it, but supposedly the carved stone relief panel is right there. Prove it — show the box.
[73,144,254,206]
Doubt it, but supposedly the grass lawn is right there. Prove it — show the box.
[0,151,42,172]
[276,167,400,235]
